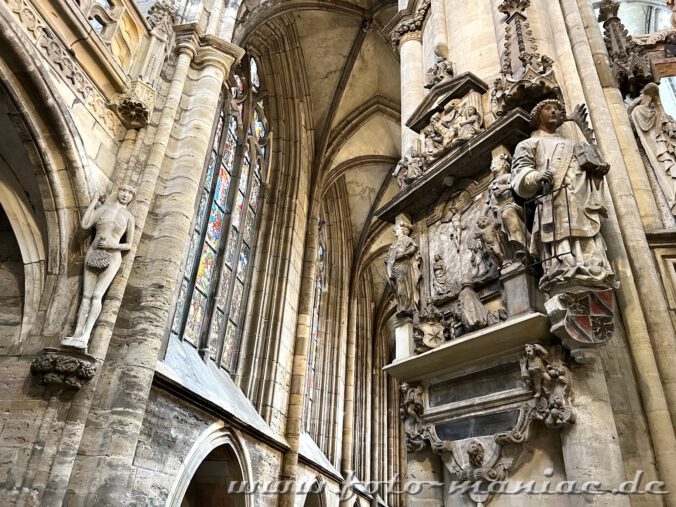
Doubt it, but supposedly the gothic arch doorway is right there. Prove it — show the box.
[302,478,325,507]
[167,423,253,507]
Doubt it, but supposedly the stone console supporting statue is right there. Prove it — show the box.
[61,186,136,350]
[510,100,614,292]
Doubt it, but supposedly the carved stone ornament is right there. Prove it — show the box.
[414,300,448,353]
[31,348,97,389]
[511,99,616,292]
[487,152,527,264]
[519,344,575,427]
[399,382,428,452]
[111,79,156,129]
[147,0,177,34]
[421,91,485,164]
[628,83,676,214]
[425,55,454,89]
[61,187,136,350]
[545,289,614,360]
[493,0,560,115]
[393,142,426,190]
[386,217,422,317]
[390,0,431,48]
[598,0,654,99]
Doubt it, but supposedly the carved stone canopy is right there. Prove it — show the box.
[598,0,655,98]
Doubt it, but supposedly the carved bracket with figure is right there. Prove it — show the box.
[30,348,98,389]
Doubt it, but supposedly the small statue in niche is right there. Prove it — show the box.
[628,83,676,214]
[432,254,451,295]
[484,77,506,128]
[386,220,422,316]
[468,221,500,284]
[487,153,527,263]
[457,284,489,331]
[62,186,136,350]
[510,99,615,291]
[393,144,426,190]
[425,54,454,89]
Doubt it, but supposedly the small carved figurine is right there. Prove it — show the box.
[467,440,485,468]
[432,253,450,295]
[441,205,464,252]
[62,186,136,350]
[488,153,527,262]
[386,221,422,316]
[425,54,454,89]
[458,284,489,331]
[393,145,426,190]
[520,344,551,401]
[422,113,446,163]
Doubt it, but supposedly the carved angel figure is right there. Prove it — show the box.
[425,54,454,89]
[62,186,136,349]
[628,83,676,214]
[520,344,551,400]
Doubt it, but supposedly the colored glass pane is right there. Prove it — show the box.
[230,281,244,323]
[238,243,250,279]
[232,192,245,230]
[214,167,231,209]
[217,267,232,307]
[225,228,238,267]
[195,245,216,292]
[206,205,224,248]
[222,129,236,172]
[208,309,225,359]
[186,231,200,270]
[221,323,238,371]
[250,177,261,211]
[212,112,224,151]
[243,206,255,245]
[205,152,218,190]
[197,189,209,229]
[239,151,250,191]
[184,291,207,345]
[171,278,189,333]
[250,58,260,89]
[253,109,265,141]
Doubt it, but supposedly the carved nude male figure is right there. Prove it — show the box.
[62,186,135,349]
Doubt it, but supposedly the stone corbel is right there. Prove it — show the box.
[110,79,155,129]
[30,348,98,389]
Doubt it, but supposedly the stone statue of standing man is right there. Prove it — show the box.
[510,100,614,291]
[62,186,136,349]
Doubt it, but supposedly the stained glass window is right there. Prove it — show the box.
[170,57,269,372]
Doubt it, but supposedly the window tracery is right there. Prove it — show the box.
[171,57,268,373]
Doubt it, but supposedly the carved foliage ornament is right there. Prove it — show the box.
[390,0,431,48]
[31,349,97,389]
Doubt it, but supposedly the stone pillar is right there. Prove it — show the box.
[60,34,244,505]
[560,350,629,506]
[394,317,415,361]
[399,32,424,152]
[430,0,448,58]
[558,2,676,496]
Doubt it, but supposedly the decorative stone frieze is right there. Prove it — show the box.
[3,0,45,40]
[598,0,654,98]
[30,348,97,388]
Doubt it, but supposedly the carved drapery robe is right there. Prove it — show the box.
[631,99,676,213]
[511,129,614,290]
[387,235,422,315]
